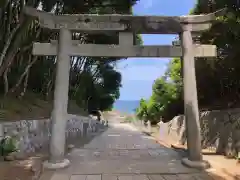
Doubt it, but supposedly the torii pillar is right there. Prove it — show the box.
[180,24,210,168]
[44,28,72,169]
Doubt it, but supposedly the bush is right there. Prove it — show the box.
[0,136,18,156]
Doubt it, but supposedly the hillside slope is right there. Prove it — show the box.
[0,93,88,121]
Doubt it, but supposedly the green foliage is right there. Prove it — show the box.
[0,136,18,156]
[189,0,240,110]
[0,0,140,114]
[135,58,183,123]
[135,98,148,121]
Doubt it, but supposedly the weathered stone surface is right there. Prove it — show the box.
[158,108,240,157]
[49,28,71,163]
[181,26,202,162]
[43,158,70,169]
[181,158,211,170]
[119,32,133,45]
[24,7,224,33]
[33,43,217,57]
[0,114,103,157]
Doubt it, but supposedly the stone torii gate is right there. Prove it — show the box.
[24,7,222,169]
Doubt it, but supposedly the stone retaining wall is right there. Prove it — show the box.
[0,114,107,155]
[158,109,240,157]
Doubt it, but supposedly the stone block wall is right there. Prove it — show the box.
[0,114,106,155]
[158,108,240,157]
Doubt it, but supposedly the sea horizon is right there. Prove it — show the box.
[113,100,140,114]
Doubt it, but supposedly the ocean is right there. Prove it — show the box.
[113,100,140,114]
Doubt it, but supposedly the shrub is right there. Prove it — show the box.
[0,136,18,156]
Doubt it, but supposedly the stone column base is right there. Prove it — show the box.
[43,159,70,169]
[181,158,211,170]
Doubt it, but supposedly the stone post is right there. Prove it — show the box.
[147,120,151,134]
[180,25,209,168]
[44,28,71,169]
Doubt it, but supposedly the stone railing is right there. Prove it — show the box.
[0,114,107,156]
[158,109,240,157]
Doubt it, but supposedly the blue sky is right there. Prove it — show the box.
[116,0,196,100]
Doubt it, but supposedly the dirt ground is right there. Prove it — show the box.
[0,155,44,180]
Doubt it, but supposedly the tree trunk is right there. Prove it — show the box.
[0,47,19,77]
[10,55,38,93]
[45,80,53,100]
[0,17,40,77]
[3,69,9,95]
[19,65,30,98]
[0,23,20,67]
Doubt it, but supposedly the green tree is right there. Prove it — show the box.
[135,98,148,121]
[191,0,240,109]
[135,58,183,123]
[0,0,140,115]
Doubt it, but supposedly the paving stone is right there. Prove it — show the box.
[131,154,141,159]
[148,175,165,180]
[118,175,149,180]
[193,173,214,180]
[162,175,180,180]
[119,150,129,156]
[109,150,119,157]
[178,174,197,180]
[148,150,160,157]
[102,174,118,180]
[50,173,71,180]
[70,175,87,180]
[86,175,101,180]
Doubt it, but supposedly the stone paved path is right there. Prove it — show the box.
[44,118,216,180]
